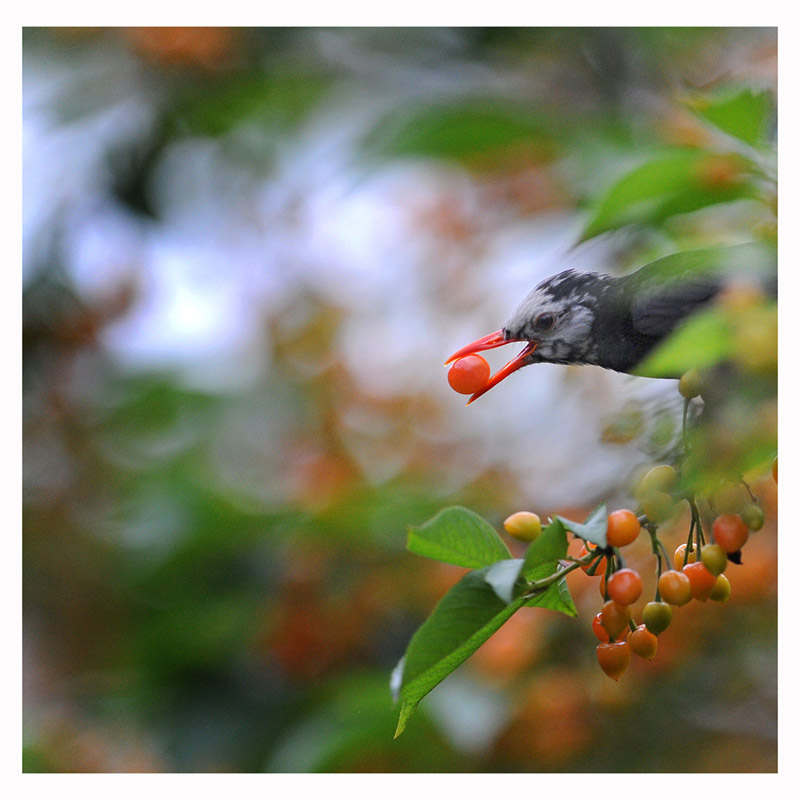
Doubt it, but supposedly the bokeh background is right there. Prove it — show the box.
[23,27,777,772]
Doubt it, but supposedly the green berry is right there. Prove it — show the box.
[701,544,728,576]
[679,368,703,399]
[642,601,673,635]
[741,503,764,531]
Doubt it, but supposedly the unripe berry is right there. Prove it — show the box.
[678,368,703,399]
[701,543,728,576]
[642,601,673,635]
[637,464,678,497]
[712,481,749,514]
[709,573,731,602]
[503,511,542,542]
[642,491,676,524]
[741,503,764,532]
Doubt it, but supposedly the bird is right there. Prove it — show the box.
[446,241,776,404]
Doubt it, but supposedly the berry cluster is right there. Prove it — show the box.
[504,455,774,681]
[586,464,770,680]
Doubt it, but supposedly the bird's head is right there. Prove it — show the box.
[446,270,610,403]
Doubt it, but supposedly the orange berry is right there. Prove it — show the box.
[772,456,777,483]
[628,625,658,660]
[658,569,692,606]
[579,542,607,575]
[600,599,631,639]
[683,561,717,602]
[607,568,643,606]
[712,514,750,554]
[592,612,610,642]
[447,355,491,395]
[597,641,631,680]
[606,510,641,548]
[674,543,698,570]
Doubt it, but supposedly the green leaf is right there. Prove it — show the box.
[633,307,734,377]
[484,558,526,604]
[173,72,331,138]
[521,517,569,579]
[406,506,512,569]
[555,505,608,548]
[364,101,558,169]
[525,566,577,617]
[689,88,773,147]
[580,149,758,241]
[393,568,528,737]
[521,518,577,616]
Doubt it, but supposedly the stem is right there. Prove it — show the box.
[689,497,706,548]
[648,524,666,601]
[682,397,691,455]
[741,478,758,503]
[520,551,595,597]
[658,539,673,572]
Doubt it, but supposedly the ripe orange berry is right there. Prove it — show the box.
[658,569,692,606]
[592,612,610,643]
[597,641,631,680]
[607,568,643,606]
[712,514,750,554]
[600,599,631,639]
[709,573,731,602]
[628,625,658,660]
[579,542,607,575]
[606,510,641,548]
[503,511,542,542]
[674,543,698,570]
[683,561,717,602]
[447,355,491,395]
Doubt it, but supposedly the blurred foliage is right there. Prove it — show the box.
[23,26,776,772]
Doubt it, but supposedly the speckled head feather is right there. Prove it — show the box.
[503,270,617,366]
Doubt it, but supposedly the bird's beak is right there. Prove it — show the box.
[445,330,539,404]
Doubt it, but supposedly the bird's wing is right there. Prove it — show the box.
[626,242,776,338]
[629,277,720,337]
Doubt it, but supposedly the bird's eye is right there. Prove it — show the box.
[534,313,556,331]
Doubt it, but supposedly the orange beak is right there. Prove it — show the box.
[445,330,539,404]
